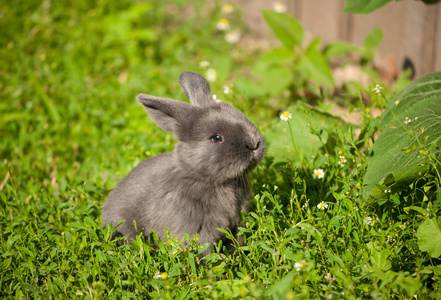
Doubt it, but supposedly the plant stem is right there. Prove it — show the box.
[287,121,299,157]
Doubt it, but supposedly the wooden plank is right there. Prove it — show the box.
[349,1,405,55]
[421,5,438,76]
[231,0,275,38]
[436,4,441,73]
[403,1,435,78]
[295,0,346,44]
[286,0,301,19]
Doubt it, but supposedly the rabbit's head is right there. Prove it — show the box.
[136,71,265,183]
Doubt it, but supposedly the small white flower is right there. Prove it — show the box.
[222,3,234,14]
[294,261,306,271]
[223,85,233,94]
[273,2,287,13]
[317,201,328,210]
[225,30,241,43]
[363,216,374,226]
[312,168,324,179]
[404,116,419,125]
[302,202,308,208]
[372,84,384,95]
[280,111,291,121]
[216,19,230,31]
[153,272,168,279]
[338,155,347,167]
[212,94,222,103]
[206,69,217,82]
[199,61,210,68]
[325,273,334,281]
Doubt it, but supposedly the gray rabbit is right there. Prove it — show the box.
[102,71,265,254]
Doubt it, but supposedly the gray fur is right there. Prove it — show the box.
[102,71,265,253]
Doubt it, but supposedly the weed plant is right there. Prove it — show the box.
[1,0,440,299]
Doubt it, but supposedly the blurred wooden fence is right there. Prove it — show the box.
[234,0,441,79]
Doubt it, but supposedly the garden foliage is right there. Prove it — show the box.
[344,0,441,14]
[363,72,441,201]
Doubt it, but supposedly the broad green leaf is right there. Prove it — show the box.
[261,67,293,96]
[267,104,350,163]
[417,217,441,258]
[269,271,294,297]
[300,51,334,86]
[380,71,441,127]
[363,28,383,50]
[237,64,293,97]
[260,46,295,64]
[366,242,392,271]
[262,10,304,49]
[22,283,40,292]
[234,77,267,98]
[361,28,383,61]
[364,72,441,200]
[324,41,361,59]
[213,55,232,83]
[298,40,334,86]
[363,95,441,200]
[344,0,392,14]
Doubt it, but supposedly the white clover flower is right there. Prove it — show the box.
[338,155,347,167]
[216,18,230,31]
[372,84,384,95]
[222,3,234,14]
[363,216,374,226]
[404,116,418,125]
[294,261,306,271]
[273,2,287,13]
[312,168,324,179]
[280,111,291,121]
[199,61,210,68]
[206,68,217,82]
[225,30,241,43]
[317,201,328,210]
[153,272,168,279]
[223,85,233,94]
[212,94,222,103]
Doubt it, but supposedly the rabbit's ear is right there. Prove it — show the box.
[179,71,213,107]
[136,94,191,138]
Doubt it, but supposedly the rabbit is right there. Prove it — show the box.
[102,71,265,255]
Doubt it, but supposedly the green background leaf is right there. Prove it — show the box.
[380,71,441,127]
[417,217,441,258]
[262,10,304,49]
[363,95,441,200]
[344,0,392,14]
[266,105,350,163]
[299,42,335,86]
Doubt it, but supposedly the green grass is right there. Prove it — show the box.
[1,0,440,299]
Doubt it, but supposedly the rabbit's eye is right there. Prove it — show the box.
[211,134,224,143]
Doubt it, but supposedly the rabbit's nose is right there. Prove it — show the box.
[246,140,260,151]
